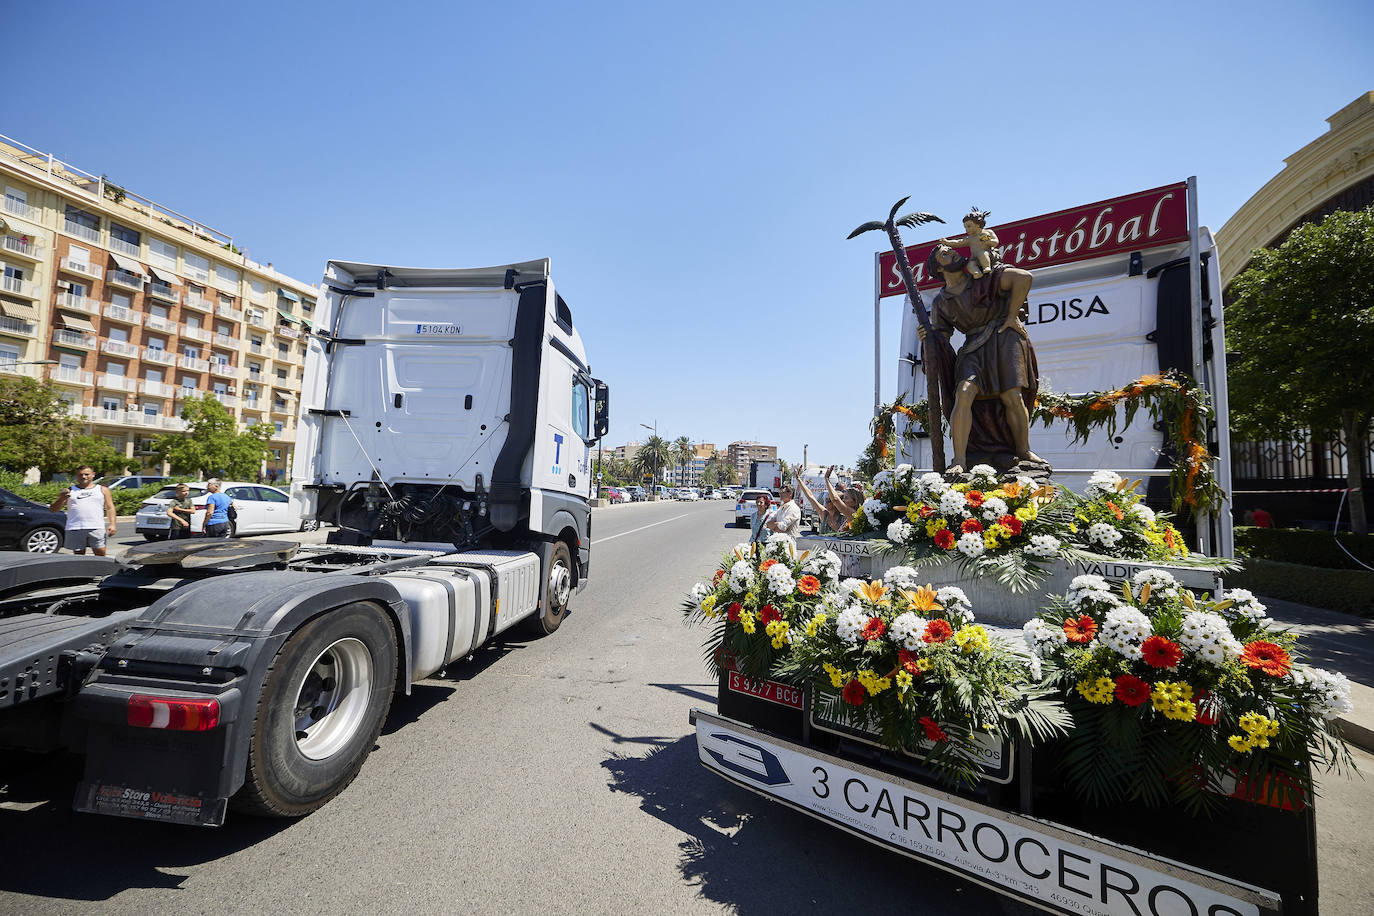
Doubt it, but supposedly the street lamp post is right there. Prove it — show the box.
[639,421,657,500]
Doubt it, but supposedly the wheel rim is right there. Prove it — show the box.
[26,529,60,553]
[292,637,373,760]
[301,519,320,531]
[548,559,572,612]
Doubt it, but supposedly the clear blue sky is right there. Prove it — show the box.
[6,1,1371,470]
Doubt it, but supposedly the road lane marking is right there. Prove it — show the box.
[595,514,691,543]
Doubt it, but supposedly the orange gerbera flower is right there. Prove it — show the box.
[898,648,923,675]
[797,574,821,596]
[965,490,985,508]
[760,559,778,571]
[857,580,889,605]
[1241,641,1292,677]
[1062,615,1098,644]
[923,619,953,644]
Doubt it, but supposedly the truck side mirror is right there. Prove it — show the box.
[593,380,610,439]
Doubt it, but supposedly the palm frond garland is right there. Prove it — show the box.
[1026,573,1355,816]
[1033,370,1223,515]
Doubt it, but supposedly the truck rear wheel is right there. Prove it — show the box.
[523,540,572,637]
[234,602,397,818]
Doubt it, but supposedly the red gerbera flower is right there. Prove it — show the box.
[918,504,936,519]
[965,490,985,508]
[934,529,956,550]
[759,604,782,624]
[797,574,821,596]
[923,619,953,644]
[1240,641,1292,677]
[1141,635,1183,669]
[1062,615,1098,644]
[727,602,742,622]
[842,679,866,706]
[919,716,948,742]
[1194,690,1219,725]
[1113,674,1151,707]
[999,514,1023,536]
[896,648,921,675]
[713,569,724,584]
[961,518,983,535]
[760,559,778,571]
[861,617,887,641]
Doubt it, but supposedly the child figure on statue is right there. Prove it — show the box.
[941,207,999,279]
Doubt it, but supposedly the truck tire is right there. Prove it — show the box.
[523,540,573,637]
[234,602,397,818]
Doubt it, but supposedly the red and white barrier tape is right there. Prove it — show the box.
[1232,487,1361,494]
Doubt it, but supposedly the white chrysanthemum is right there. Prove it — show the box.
[935,586,973,624]
[894,463,915,485]
[1291,666,1354,720]
[1087,522,1123,548]
[967,464,998,482]
[836,578,867,602]
[835,606,867,644]
[1023,618,1068,655]
[688,582,710,609]
[1027,651,1043,680]
[1085,469,1124,497]
[862,497,888,518]
[957,532,986,558]
[939,489,968,517]
[1218,588,1268,622]
[889,612,928,649]
[919,472,949,499]
[1179,611,1243,661]
[1066,574,1118,608]
[728,560,754,591]
[980,497,1009,522]
[883,565,921,591]
[1025,534,1062,558]
[1015,475,1037,491]
[765,564,796,596]
[1128,503,1156,525]
[1131,568,1179,599]
[802,549,842,581]
[1100,606,1153,660]
[872,469,893,489]
[764,533,798,559]
[887,519,914,544]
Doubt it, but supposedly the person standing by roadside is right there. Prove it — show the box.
[165,483,196,540]
[765,484,802,537]
[203,479,234,538]
[49,465,117,556]
[749,494,775,544]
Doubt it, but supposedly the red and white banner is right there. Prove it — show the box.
[878,182,1190,296]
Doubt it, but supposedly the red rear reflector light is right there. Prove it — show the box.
[127,694,221,731]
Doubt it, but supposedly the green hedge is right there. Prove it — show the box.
[1235,525,1374,571]
[1227,559,1374,617]
[4,480,185,516]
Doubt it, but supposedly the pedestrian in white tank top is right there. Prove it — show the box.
[49,465,117,555]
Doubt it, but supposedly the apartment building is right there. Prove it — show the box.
[612,441,640,463]
[0,134,317,479]
[727,441,777,479]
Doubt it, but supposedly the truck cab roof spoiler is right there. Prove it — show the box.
[325,258,550,291]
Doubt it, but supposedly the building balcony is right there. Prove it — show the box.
[57,292,100,315]
[51,366,93,386]
[0,360,44,379]
[212,275,239,295]
[248,343,266,356]
[180,356,209,373]
[182,294,213,313]
[109,237,141,258]
[59,256,103,280]
[53,329,97,349]
[209,361,237,378]
[271,401,292,416]
[0,315,38,339]
[3,235,41,261]
[141,347,177,366]
[215,303,243,322]
[97,373,138,393]
[176,386,198,400]
[3,197,41,222]
[100,339,140,358]
[247,313,270,329]
[211,393,239,408]
[246,369,263,381]
[148,283,180,303]
[139,379,178,397]
[107,269,143,291]
[103,303,141,325]
[143,314,177,334]
[159,415,188,431]
[213,332,238,349]
[63,219,101,244]
[180,325,212,343]
[241,398,265,412]
[0,275,37,299]
[79,406,126,425]
[277,324,301,340]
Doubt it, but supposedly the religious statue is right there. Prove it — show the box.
[939,206,1000,279]
[917,242,1050,480]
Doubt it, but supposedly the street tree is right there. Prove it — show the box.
[673,436,693,487]
[1227,207,1374,534]
[153,395,272,480]
[633,435,672,490]
[0,376,132,478]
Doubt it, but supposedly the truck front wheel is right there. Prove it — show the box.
[234,602,397,818]
[523,540,573,636]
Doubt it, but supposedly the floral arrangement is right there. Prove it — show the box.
[1025,569,1354,813]
[785,566,1069,786]
[683,534,843,680]
[1068,470,1190,562]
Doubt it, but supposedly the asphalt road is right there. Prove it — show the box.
[1,499,1369,914]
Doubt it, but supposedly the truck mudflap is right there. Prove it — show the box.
[691,710,1282,916]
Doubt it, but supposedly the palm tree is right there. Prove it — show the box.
[633,435,672,493]
[849,198,951,471]
[673,436,694,487]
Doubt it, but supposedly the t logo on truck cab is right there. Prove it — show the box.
[552,433,564,475]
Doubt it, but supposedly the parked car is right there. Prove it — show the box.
[655,486,673,500]
[604,486,629,503]
[734,488,772,528]
[95,475,168,491]
[676,488,700,501]
[134,482,305,540]
[0,488,69,553]
[627,486,646,502]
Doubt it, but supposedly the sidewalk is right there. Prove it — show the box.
[1260,596,1374,753]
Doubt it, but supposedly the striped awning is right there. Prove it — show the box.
[276,306,300,324]
[147,264,180,284]
[109,253,146,275]
[277,287,300,302]
[57,311,97,332]
[0,300,39,320]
